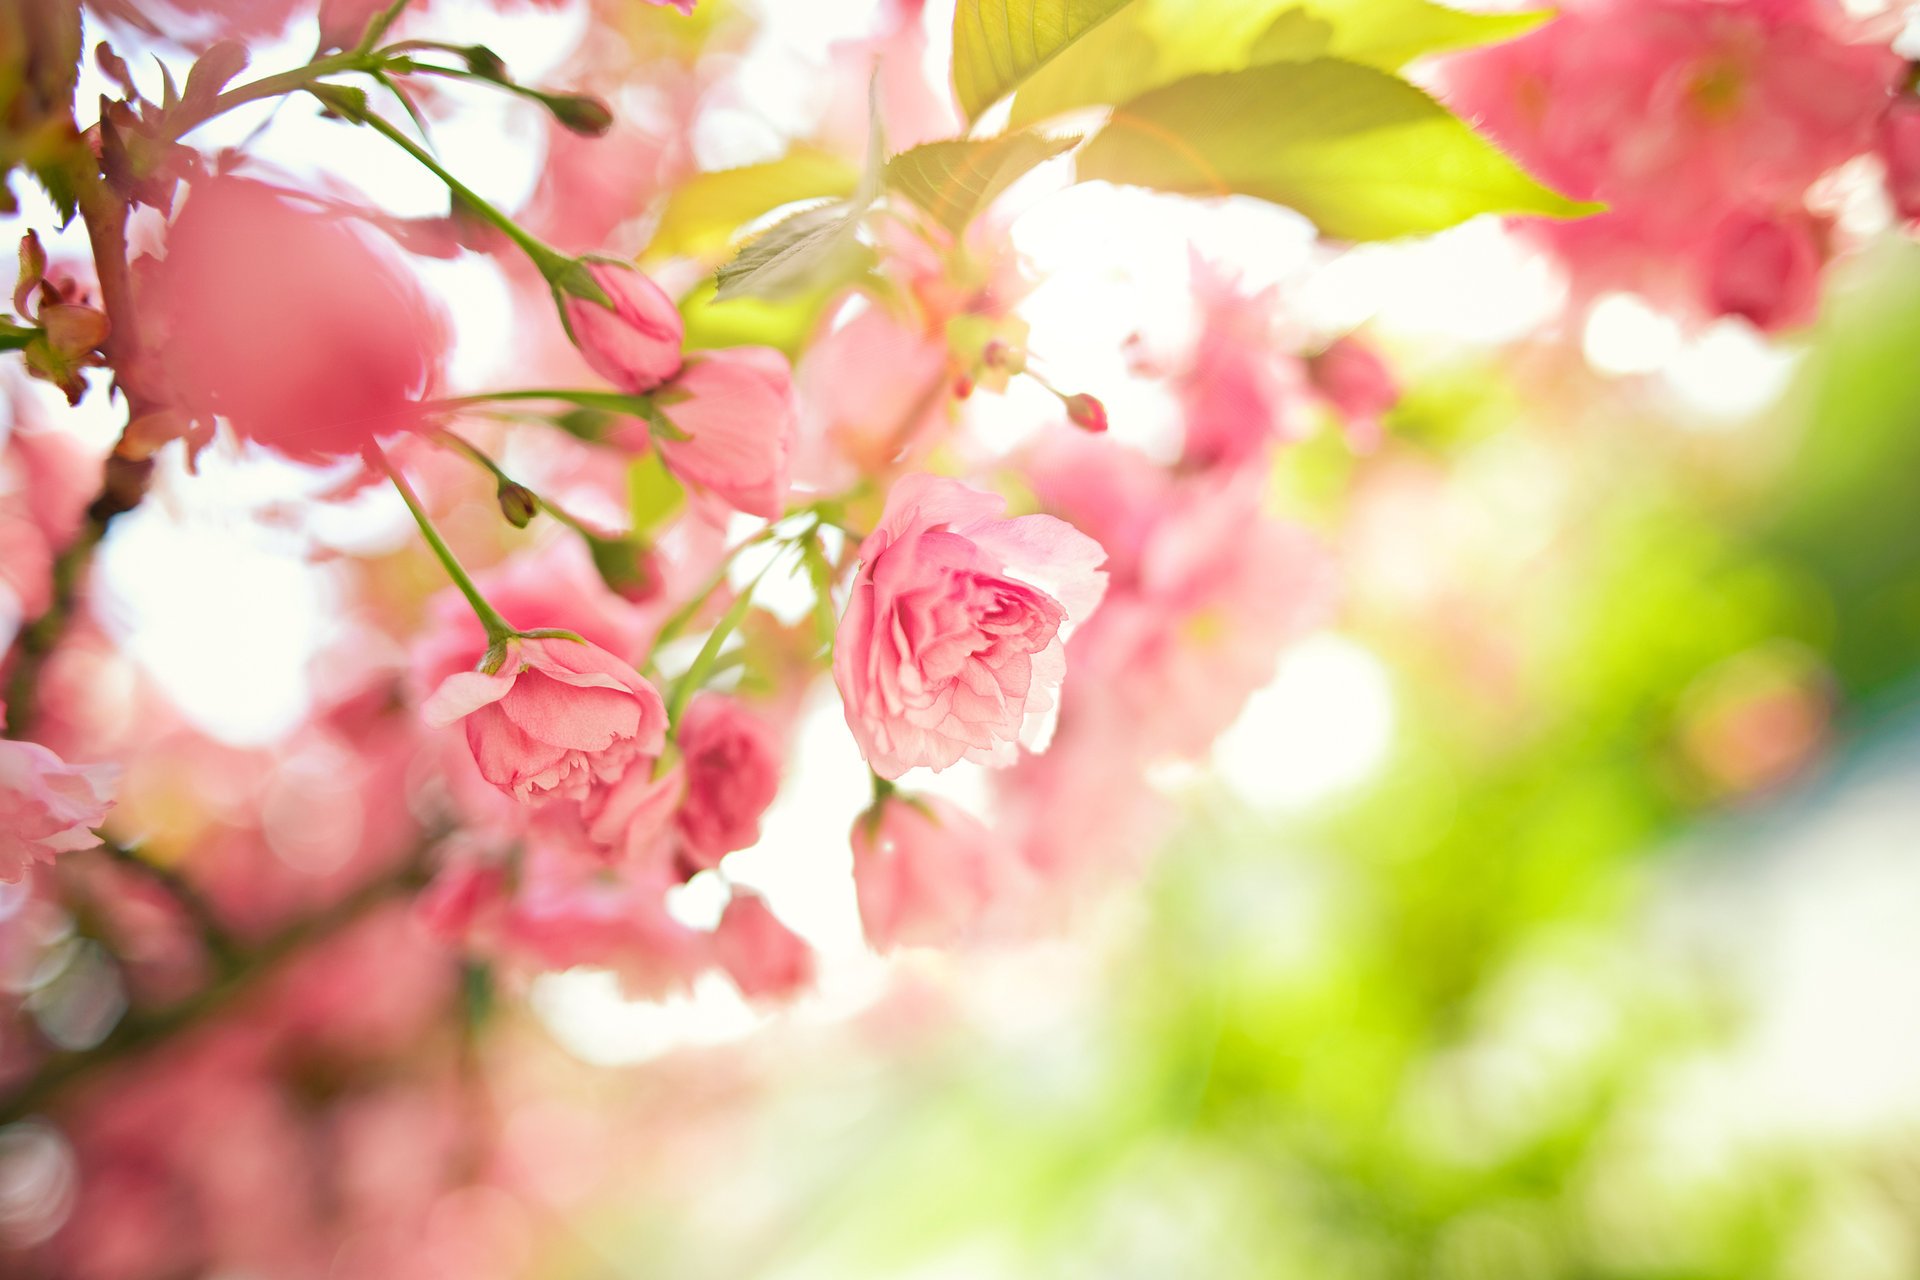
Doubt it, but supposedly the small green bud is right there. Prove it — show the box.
[496,481,538,528]
[540,92,614,138]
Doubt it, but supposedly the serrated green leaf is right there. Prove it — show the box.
[711,201,874,303]
[952,0,1140,121]
[30,162,79,228]
[711,87,887,304]
[1077,60,1599,241]
[885,131,1078,233]
[801,532,840,653]
[1009,0,1551,127]
[647,149,861,264]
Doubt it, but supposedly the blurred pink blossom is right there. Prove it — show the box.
[673,694,782,871]
[643,347,797,519]
[851,795,1010,951]
[712,890,814,1000]
[0,727,117,882]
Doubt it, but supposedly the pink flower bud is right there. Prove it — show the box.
[712,891,814,1000]
[850,796,1004,951]
[1064,392,1107,433]
[832,473,1107,778]
[674,694,781,870]
[647,347,797,520]
[1703,209,1822,333]
[1882,97,1920,224]
[561,261,685,394]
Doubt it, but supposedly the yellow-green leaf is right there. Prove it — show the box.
[885,131,1078,233]
[952,0,1140,122]
[646,148,860,264]
[1076,60,1599,241]
[1009,0,1551,127]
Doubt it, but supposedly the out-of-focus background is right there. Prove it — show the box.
[7,0,1920,1275]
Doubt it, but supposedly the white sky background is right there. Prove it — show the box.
[0,0,1860,1072]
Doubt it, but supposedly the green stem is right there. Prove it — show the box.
[164,50,377,141]
[369,444,517,645]
[437,430,594,536]
[95,837,242,973]
[355,0,416,52]
[346,104,571,280]
[428,388,657,417]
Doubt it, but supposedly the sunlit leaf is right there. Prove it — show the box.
[1009,0,1550,127]
[711,201,875,302]
[646,148,861,264]
[1076,60,1599,241]
[952,0,1140,121]
[885,131,1078,233]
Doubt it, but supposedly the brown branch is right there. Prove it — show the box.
[0,847,436,1127]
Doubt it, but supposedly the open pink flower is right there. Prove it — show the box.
[562,261,684,394]
[150,177,447,461]
[643,347,797,520]
[850,795,1010,951]
[674,694,781,870]
[833,473,1107,778]
[712,890,814,1000]
[1881,98,1920,223]
[1,731,119,882]
[421,636,666,807]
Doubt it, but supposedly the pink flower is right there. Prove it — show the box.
[421,636,667,807]
[833,473,1108,779]
[850,795,1009,950]
[1,732,118,882]
[673,694,781,870]
[1179,254,1310,469]
[1308,336,1399,450]
[150,177,447,461]
[628,347,797,520]
[562,261,684,394]
[645,0,697,11]
[1440,0,1899,325]
[1881,98,1920,222]
[712,890,814,1000]
[1702,209,1822,333]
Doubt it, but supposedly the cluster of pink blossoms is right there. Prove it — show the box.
[1442,0,1911,331]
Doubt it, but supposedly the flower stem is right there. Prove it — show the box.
[427,388,657,416]
[368,444,517,645]
[436,429,595,537]
[346,104,572,280]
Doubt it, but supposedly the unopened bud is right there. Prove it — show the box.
[1064,392,1107,433]
[542,92,615,137]
[497,481,538,528]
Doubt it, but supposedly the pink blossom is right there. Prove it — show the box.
[797,300,951,486]
[1179,254,1310,468]
[1441,0,1900,325]
[1881,97,1920,222]
[1027,433,1334,759]
[850,795,1009,950]
[0,728,118,882]
[562,261,685,394]
[1308,336,1399,450]
[833,473,1108,778]
[150,177,447,461]
[1702,208,1823,332]
[644,347,797,519]
[497,843,707,996]
[421,636,666,807]
[673,694,781,870]
[712,890,814,1000]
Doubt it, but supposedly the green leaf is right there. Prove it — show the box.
[647,148,862,263]
[628,450,685,537]
[800,532,840,654]
[1009,0,1550,127]
[711,201,875,302]
[711,84,888,303]
[952,0,1140,122]
[885,131,1078,233]
[1076,60,1599,241]
[668,560,776,726]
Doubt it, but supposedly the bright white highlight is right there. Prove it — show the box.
[1212,633,1396,811]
